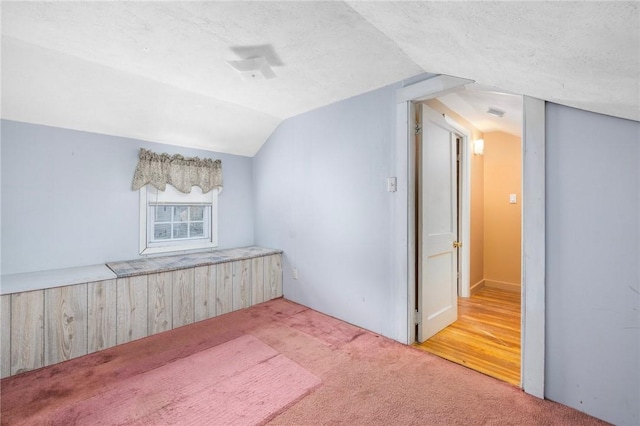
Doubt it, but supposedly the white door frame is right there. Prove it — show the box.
[393,75,545,399]
[441,113,472,299]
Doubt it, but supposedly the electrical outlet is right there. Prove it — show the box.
[292,268,298,280]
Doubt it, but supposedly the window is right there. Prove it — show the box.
[150,205,209,242]
[140,184,218,255]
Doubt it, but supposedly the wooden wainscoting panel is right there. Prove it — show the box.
[265,255,283,300]
[1,294,11,378]
[251,257,265,306]
[10,290,44,375]
[275,255,283,297]
[172,269,195,328]
[232,260,251,310]
[45,284,88,366]
[148,272,173,335]
[87,280,117,353]
[194,265,216,321]
[116,276,148,344]
[216,262,233,315]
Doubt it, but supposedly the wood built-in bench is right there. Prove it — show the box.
[0,246,283,378]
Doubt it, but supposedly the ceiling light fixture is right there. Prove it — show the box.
[226,56,276,81]
[486,108,505,118]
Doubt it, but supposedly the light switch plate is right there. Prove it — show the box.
[387,177,397,192]
[509,194,517,204]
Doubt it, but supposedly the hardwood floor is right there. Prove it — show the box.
[414,287,521,385]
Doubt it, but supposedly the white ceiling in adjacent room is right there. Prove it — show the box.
[1,1,638,156]
[438,86,524,137]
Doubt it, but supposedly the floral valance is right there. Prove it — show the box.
[131,148,223,193]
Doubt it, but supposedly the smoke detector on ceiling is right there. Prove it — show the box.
[487,108,505,118]
[226,56,276,81]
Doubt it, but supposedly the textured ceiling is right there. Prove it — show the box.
[350,1,640,121]
[1,2,638,156]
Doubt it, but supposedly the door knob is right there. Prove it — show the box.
[453,241,462,248]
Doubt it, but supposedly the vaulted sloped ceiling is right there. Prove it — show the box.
[2,2,638,156]
[349,1,640,123]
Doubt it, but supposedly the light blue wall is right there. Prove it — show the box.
[253,88,640,424]
[253,83,401,339]
[1,120,254,275]
[545,103,639,425]
[3,82,638,425]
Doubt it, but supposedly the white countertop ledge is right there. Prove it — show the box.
[1,264,117,296]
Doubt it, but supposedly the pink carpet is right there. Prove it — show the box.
[16,335,320,425]
[1,299,607,425]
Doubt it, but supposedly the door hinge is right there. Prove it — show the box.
[414,310,421,325]
[415,123,422,135]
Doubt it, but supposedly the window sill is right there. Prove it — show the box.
[140,241,217,256]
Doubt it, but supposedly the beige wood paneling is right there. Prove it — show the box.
[274,255,283,297]
[251,257,265,306]
[233,260,251,310]
[45,285,88,366]
[2,252,282,378]
[87,279,117,353]
[194,265,216,321]
[116,276,148,344]
[265,255,283,300]
[148,272,172,335]
[1,294,11,378]
[263,255,274,300]
[11,290,44,375]
[172,269,194,328]
[216,262,233,315]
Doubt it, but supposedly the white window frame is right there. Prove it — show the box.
[139,184,219,255]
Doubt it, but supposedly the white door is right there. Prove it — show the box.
[418,106,459,342]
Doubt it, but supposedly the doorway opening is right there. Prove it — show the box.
[412,88,524,386]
